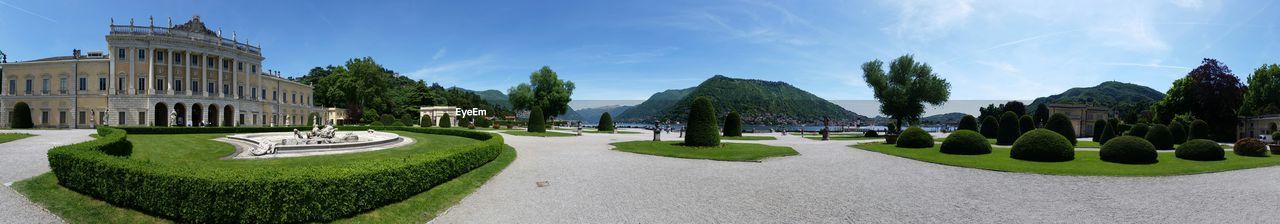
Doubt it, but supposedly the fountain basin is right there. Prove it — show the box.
[220,131,414,159]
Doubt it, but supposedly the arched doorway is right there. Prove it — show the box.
[174,103,187,126]
[192,104,203,126]
[223,105,234,127]
[1270,122,1277,134]
[153,102,169,127]
[207,104,219,127]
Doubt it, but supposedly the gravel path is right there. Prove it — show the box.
[0,129,95,224]
[434,129,1280,223]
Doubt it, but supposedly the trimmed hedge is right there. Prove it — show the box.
[439,114,453,128]
[996,112,1020,146]
[1045,113,1076,145]
[48,126,503,223]
[1092,119,1106,142]
[895,126,933,148]
[957,115,978,131]
[420,115,433,127]
[598,112,616,132]
[10,102,34,129]
[1126,124,1149,137]
[722,111,741,137]
[1099,136,1158,164]
[1188,120,1210,140]
[1175,139,1225,161]
[1010,129,1074,162]
[1234,138,1269,157]
[1099,120,1117,144]
[526,106,544,132]
[1169,121,1187,144]
[940,130,990,155]
[980,116,998,138]
[1144,124,1174,150]
[1018,115,1035,135]
[684,97,720,147]
[864,130,879,137]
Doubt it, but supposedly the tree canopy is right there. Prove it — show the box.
[509,66,575,122]
[296,57,509,124]
[861,55,951,126]
[1241,64,1280,116]
[1151,58,1245,142]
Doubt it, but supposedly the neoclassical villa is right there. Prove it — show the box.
[0,16,322,128]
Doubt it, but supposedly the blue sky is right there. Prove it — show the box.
[2,0,1278,116]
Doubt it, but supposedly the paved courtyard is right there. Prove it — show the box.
[0,129,95,224]
[434,129,1280,223]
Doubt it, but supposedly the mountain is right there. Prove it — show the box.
[619,75,863,124]
[558,106,584,121]
[616,88,695,122]
[472,89,512,109]
[576,105,633,124]
[1026,81,1165,116]
[921,112,967,124]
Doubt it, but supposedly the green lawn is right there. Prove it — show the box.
[611,140,798,162]
[0,133,35,144]
[722,136,777,140]
[13,131,516,223]
[855,143,1280,176]
[501,130,578,137]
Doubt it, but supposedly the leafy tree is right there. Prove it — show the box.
[1019,115,1035,135]
[1151,58,1245,142]
[1004,101,1027,117]
[861,55,951,126]
[1092,119,1107,142]
[980,116,999,138]
[10,102,33,129]
[361,108,380,124]
[380,114,396,125]
[978,104,1004,123]
[598,112,615,132]
[527,105,545,132]
[1242,64,1280,116]
[438,114,452,128]
[1046,113,1077,145]
[1188,119,1210,140]
[509,66,575,123]
[1034,104,1050,127]
[957,115,978,131]
[684,97,720,147]
[723,111,742,137]
[996,112,1020,145]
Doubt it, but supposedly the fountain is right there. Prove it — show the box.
[220,117,413,159]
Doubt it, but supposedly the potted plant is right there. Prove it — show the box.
[884,122,899,144]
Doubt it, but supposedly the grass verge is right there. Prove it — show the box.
[611,140,797,162]
[855,143,1280,176]
[0,133,35,144]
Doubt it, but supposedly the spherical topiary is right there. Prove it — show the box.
[1168,121,1187,145]
[1010,129,1075,162]
[598,112,616,132]
[380,114,396,125]
[1019,115,1035,135]
[1175,139,1225,161]
[1126,124,1149,137]
[439,113,454,128]
[996,111,1020,146]
[420,115,433,127]
[722,111,741,137]
[391,121,406,127]
[1092,119,1107,142]
[9,102,33,129]
[864,130,879,137]
[370,120,384,126]
[684,97,720,147]
[1144,124,1174,150]
[1188,120,1211,140]
[1099,136,1158,164]
[958,115,979,131]
[895,126,934,148]
[940,130,991,155]
[526,106,544,132]
[1045,113,1077,145]
[1099,120,1118,144]
[980,116,999,138]
[1234,138,1269,157]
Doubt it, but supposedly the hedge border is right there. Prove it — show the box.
[48,126,503,223]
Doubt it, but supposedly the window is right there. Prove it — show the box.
[208,82,214,93]
[191,55,198,66]
[26,80,33,94]
[192,81,199,92]
[207,58,214,67]
[138,78,146,90]
[118,77,125,92]
[223,84,229,95]
[118,48,126,60]
[41,111,48,124]
[59,78,67,93]
[272,91,277,100]
[155,79,165,91]
[175,80,183,91]
[8,80,14,95]
[99,77,107,90]
[261,89,266,100]
[174,53,181,64]
[252,65,257,73]
[138,49,146,59]
[251,87,256,98]
[59,111,66,124]
[79,78,86,91]
[139,112,146,125]
[79,112,86,124]
[156,51,165,63]
[222,60,229,69]
[237,62,243,71]
[118,112,126,125]
[43,78,49,93]
[238,86,243,97]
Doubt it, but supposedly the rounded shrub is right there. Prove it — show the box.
[1117,124,1133,135]
[1175,139,1225,161]
[940,130,990,155]
[896,126,934,148]
[980,116,999,138]
[391,121,406,127]
[1273,131,1280,144]
[526,106,544,132]
[1099,136,1158,164]
[957,115,978,131]
[419,115,433,127]
[684,97,720,147]
[996,111,1020,146]
[380,114,396,125]
[1045,113,1077,145]
[10,102,33,129]
[400,115,414,126]
[1099,121,1117,144]
[1234,138,1269,157]
[370,120,384,126]
[1188,120,1210,140]
[1092,119,1107,142]
[722,111,741,137]
[864,130,879,137]
[1144,124,1174,150]
[439,113,453,128]
[1168,121,1187,145]
[1019,115,1035,135]
[598,112,616,132]
[1126,124,1149,137]
[1010,129,1075,162]
[886,122,899,135]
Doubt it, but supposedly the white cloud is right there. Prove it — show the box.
[884,0,974,40]
[431,47,447,61]
[1172,0,1204,9]
[405,55,494,85]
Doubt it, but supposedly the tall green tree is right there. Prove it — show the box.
[1241,64,1280,116]
[723,111,743,137]
[1151,58,1245,142]
[862,55,951,126]
[1003,101,1027,117]
[1034,104,1050,127]
[509,66,575,123]
[684,97,720,146]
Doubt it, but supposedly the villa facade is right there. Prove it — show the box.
[1046,103,1112,137]
[1239,115,1280,141]
[0,16,322,128]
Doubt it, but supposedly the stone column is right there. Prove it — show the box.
[166,49,173,95]
[147,47,154,95]
[129,47,136,95]
[231,58,238,99]
[217,56,223,98]
[185,50,191,96]
[201,54,208,97]
[108,44,115,95]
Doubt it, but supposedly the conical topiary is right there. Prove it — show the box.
[996,111,1020,145]
[1046,113,1077,145]
[598,112,615,132]
[527,105,545,132]
[957,115,978,131]
[438,113,453,128]
[723,111,742,137]
[980,116,998,138]
[684,97,720,147]
[1019,115,1035,135]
